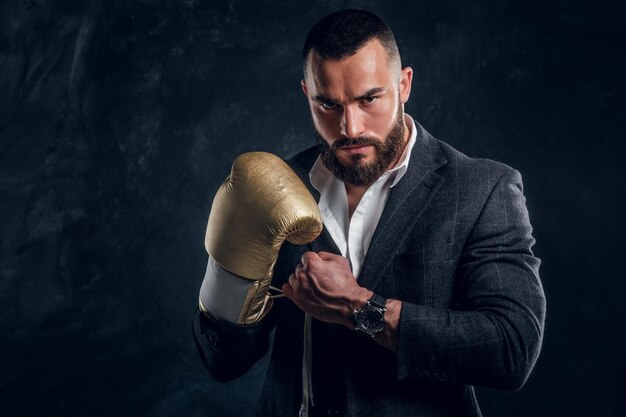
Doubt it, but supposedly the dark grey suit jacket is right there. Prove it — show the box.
[193,122,546,417]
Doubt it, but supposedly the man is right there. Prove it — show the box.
[193,9,546,417]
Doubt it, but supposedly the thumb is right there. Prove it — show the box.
[317,251,342,261]
[301,251,321,268]
[317,251,350,267]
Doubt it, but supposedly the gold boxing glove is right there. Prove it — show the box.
[201,152,323,324]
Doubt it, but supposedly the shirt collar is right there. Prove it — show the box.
[309,114,418,192]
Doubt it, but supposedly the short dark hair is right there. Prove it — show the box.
[302,9,401,76]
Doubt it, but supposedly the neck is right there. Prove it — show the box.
[345,182,368,220]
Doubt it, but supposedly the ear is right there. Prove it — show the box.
[301,79,309,97]
[399,66,413,104]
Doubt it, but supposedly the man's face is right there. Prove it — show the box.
[302,39,413,186]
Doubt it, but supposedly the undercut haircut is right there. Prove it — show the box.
[302,9,401,77]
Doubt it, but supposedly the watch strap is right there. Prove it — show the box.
[368,293,387,310]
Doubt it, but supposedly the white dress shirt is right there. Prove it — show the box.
[199,114,418,323]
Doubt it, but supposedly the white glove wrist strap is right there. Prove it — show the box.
[199,256,256,323]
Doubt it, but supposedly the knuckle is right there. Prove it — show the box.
[305,261,317,273]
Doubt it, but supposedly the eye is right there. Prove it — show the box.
[362,96,378,104]
[321,101,337,110]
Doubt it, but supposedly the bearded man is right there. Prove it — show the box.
[193,9,546,417]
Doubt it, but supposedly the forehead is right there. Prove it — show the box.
[305,39,395,98]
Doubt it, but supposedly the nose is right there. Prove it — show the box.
[340,105,365,139]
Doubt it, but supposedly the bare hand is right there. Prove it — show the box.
[281,251,371,328]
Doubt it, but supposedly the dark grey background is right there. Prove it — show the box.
[1,0,624,416]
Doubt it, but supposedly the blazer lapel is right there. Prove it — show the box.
[357,122,448,291]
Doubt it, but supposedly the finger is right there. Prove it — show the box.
[282,281,294,299]
[294,269,310,289]
[301,251,319,268]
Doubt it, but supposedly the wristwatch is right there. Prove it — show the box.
[353,294,387,337]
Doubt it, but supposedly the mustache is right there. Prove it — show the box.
[331,136,381,150]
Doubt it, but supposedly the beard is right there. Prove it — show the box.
[316,106,406,186]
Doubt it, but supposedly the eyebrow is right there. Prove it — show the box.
[313,87,386,103]
[355,87,385,100]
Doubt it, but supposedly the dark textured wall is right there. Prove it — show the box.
[1,0,624,416]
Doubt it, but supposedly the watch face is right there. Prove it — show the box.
[356,305,385,334]
[361,310,383,328]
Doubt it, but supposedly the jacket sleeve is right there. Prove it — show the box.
[191,239,298,382]
[192,306,277,382]
[395,168,546,391]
